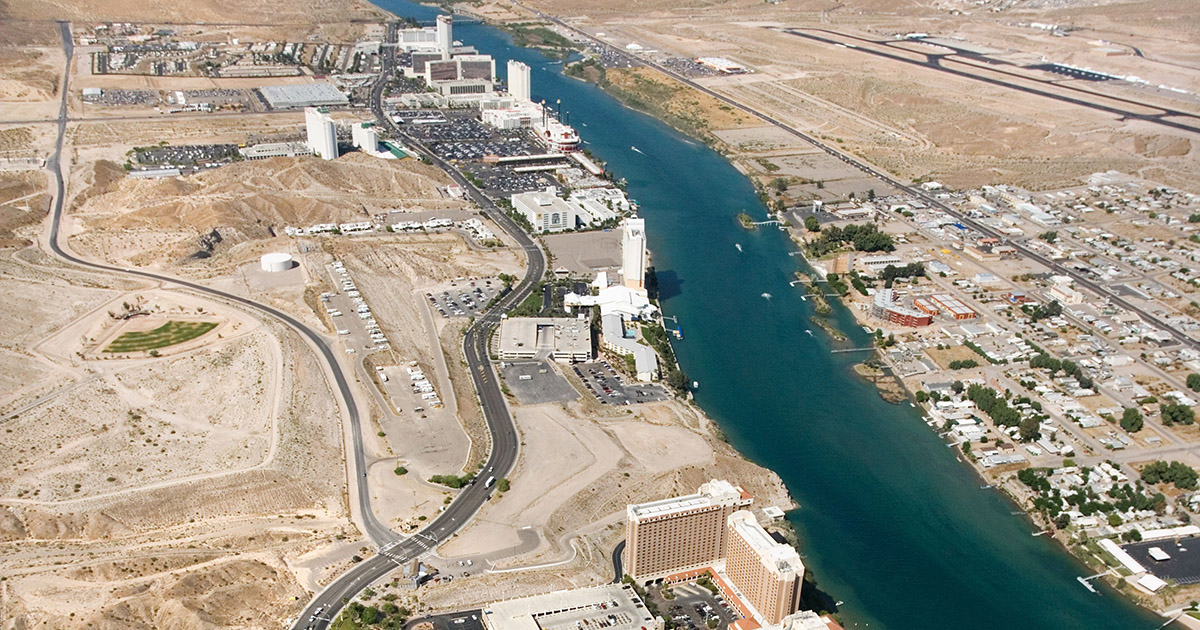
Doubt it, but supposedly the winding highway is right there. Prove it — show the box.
[38,20,543,630]
[288,19,546,630]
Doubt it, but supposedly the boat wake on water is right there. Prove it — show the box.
[762,292,772,301]
[630,145,645,155]
[735,243,743,252]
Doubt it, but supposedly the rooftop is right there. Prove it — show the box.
[483,584,656,630]
[728,511,803,575]
[259,82,348,108]
[629,479,747,520]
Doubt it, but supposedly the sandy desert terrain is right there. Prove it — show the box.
[0,0,386,24]
[539,0,1200,193]
[0,248,352,629]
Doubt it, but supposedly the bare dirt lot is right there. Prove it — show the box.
[424,395,795,609]
[61,153,463,269]
[0,0,385,24]
[0,249,351,629]
[559,0,1200,193]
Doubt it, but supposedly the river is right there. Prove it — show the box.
[368,2,1170,627]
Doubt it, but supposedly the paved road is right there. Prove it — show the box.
[288,21,547,630]
[527,8,1200,352]
[36,21,537,630]
[611,541,625,583]
[41,24,397,549]
[782,28,1200,131]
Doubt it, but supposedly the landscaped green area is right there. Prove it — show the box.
[104,320,218,353]
[429,473,475,489]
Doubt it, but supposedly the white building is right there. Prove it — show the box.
[600,313,659,382]
[622,217,647,290]
[436,15,453,60]
[238,141,314,160]
[507,59,531,102]
[304,107,338,160]
[512,188,576,233]
[569,187,627,225]
[497,316,592,363]
[351,122,379,152]
[1049,284,1085,305]
[396,27,438,52]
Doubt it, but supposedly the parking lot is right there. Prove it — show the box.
[500,361,579,404]
[431,136,542,161]
[1125,537,1200,585]
[134,143,239,167]
[573,360,669,405]
[427,278,498,318]
[407,115,495,141]
[405,610,485,630]
[323,261,390,355]
[463,163,557,195]
[647,581,739,630]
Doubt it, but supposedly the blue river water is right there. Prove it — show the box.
[370,2,1170,627]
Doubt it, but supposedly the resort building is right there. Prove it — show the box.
[624,479,752,580]
[304,107,338,160]
[725,511,804,624]
[622,218,647,290]
[511,189,576,233]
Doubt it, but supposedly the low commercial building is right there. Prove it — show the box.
[482,584,661,630]
[258,82,348,109]
[600,313,659,382]
[1048,284,1085,305]
[497,316,592,363]
[859,254,904,274]
[239,141,313,160]
[870,290,932,327]
[512,189,576,233]
[696,57,746,74]
[128,167,181,179]
[912,297,939,315]
[930,294,976,320]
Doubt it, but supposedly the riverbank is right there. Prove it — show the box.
[782,229,1199,617]
[371,2,1174,627]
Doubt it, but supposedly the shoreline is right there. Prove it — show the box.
[788,241,1192,618]
[379,2,1184,626]
[495,17,1186,622]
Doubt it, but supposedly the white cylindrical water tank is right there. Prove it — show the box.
[260,252,293,272]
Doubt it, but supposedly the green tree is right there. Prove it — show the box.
[1018,416,1041,442]
[1187,373,1200,393]
[1120,407,1144,433]
[804,215,820,232]
[1142,461,1199,490]
[1039,231,1058,243]
[1162,402,1196,427]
